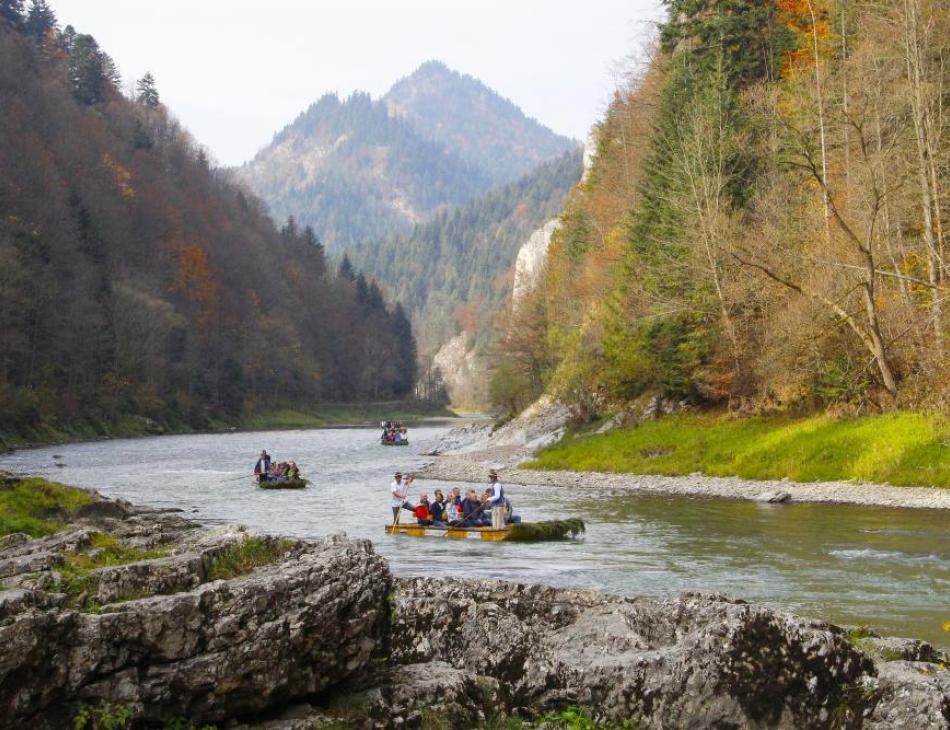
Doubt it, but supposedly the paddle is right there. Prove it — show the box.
[224,473,255,484]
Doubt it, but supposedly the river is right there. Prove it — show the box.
[1,422,947,649]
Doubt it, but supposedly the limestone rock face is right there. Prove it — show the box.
[392,578,949,730]
[432,333,488,408]
[0,530,390,729]
[512,218,560,306]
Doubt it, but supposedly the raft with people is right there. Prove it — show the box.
[385,469,585,542]
[380,420,409,446]
[253,450,307,489]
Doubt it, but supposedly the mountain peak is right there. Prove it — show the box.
[384,62,577,187]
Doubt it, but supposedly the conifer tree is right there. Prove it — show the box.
[302,225,326,275]
[61,23,75,50]
[0,0,24,28]
[338,254,356,282]
[135,72,160,107]
[281,216,298,240]
[68,34,106,105]
[24,0,55,39]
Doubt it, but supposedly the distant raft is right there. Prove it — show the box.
[257,477,308,490]
[385,519,584,542]
[380,439,410,447]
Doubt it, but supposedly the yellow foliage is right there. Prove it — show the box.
[101,153,135,200]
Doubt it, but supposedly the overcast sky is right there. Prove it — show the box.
[51,0,664,166]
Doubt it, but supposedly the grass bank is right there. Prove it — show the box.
[526,412,950,488]
[0,401,455,452]
[0,476,95,537]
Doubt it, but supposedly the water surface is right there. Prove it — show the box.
[2,425,947,648]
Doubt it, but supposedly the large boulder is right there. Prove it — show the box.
[391,578,949,729]
[0,534,391,729]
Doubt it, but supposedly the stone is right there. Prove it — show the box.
[0,519,390,728]
[391,578,949,729]
[756,491,792,503]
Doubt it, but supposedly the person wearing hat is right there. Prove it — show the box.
[390,471,414,524]
[486,469,506,529]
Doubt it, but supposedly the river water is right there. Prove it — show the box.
[1,423,947,648]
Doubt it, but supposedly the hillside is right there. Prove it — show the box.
[235,63,577,250]
[234,92,491,250]
[493,0,950,417]
[384,60,576,187]
[0,8,417,443]
[350,148,583,352]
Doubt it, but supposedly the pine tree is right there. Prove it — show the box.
[0,0,24,28]
[24,0,55,39]
[99,50,120,86]
[68,34,106,105]
[338,254,356,282]
[355,273,370,307]
[61,23,75,51]
[135,72,160,107]
[366,280,385,311]
[391,303,417,396]
[281,216,298,240]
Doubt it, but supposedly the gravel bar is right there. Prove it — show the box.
[419,449,950,510]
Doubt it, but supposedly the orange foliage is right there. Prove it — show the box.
[776,0,834,75]
[175,244,218,319]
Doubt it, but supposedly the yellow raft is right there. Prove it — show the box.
[385,524,511,541]
[385,518,585,542]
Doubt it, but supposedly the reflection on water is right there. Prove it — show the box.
[1,425,947,648]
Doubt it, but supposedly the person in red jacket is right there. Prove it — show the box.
[414,494,432,525]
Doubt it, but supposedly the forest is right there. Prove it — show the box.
[494,0,950,418]
[350,149,583,352]
[0,0,418,443]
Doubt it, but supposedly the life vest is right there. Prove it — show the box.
[414,503,430,520]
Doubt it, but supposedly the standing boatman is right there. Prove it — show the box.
[390,471,414,524]
[486,469,506,529]
[254,450,271,484]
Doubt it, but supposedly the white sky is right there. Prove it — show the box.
[51,0,664,166]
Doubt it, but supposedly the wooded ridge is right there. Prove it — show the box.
[493,0,950,418]
[0,2,418,443]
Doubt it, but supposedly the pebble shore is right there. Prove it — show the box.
[419,448,950,510]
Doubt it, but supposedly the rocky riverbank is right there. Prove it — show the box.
[419,451,950,509]
[1,480,948,728]
[418,418,950,510]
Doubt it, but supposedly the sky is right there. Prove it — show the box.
[51,0,664,167]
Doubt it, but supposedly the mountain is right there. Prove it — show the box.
[384,61,576,187]
[234,63,578,250]
[234,92,491,250]
[350,149,583,353]
[0,11,417,444]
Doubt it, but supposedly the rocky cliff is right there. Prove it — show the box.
[1,480,947,729]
